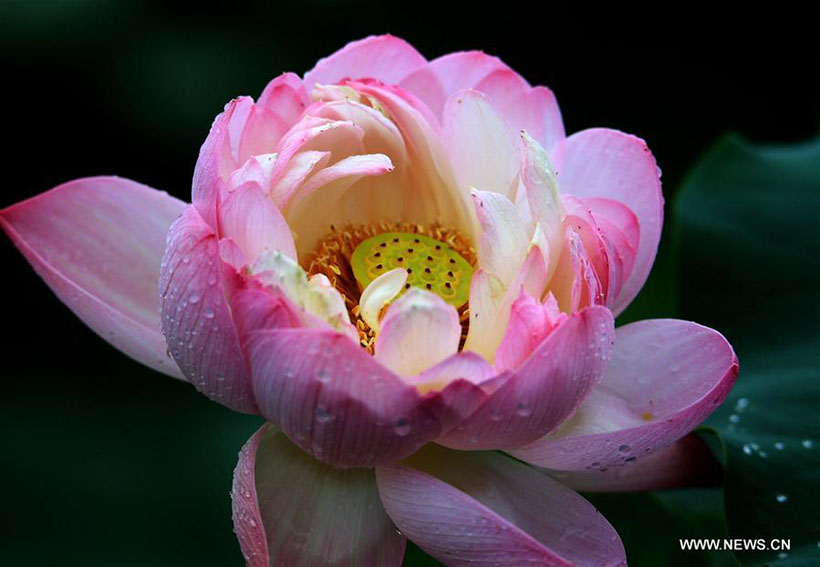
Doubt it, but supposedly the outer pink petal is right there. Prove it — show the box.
[510,319,738,470]
[0,176,185,379]
[233,425,405,567]
[246,327,453,466]
[439,305,614,450]
[376,444,625,567]
[554,128,663,315]
[547,433,721,492]
[304,35,426,90]
[192,97,253,229]
[475,69,565,151]
[160,205,258,413]
[400,51,513,118]
[218,182,297,263]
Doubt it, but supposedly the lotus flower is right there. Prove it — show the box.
[1,35,738,566]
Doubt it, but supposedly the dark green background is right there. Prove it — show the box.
[1,2,818,565]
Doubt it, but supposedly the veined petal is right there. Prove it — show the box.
[160,206,258,412]
[246,327,445,466]
[510,319,738,470]
[471,189,530,286]
[233,425,405,567]
[349,80,475,239]
[555,128,663,315]
[475,70,565,151]
[440,306,614,450]
[376,444,625,567]
[400,50,513,118]
[304,34,426,89]
[0,176,185,379]
[218,182,296,263]
[375,289,461,377]
[546,433,721,492]
[193,97,254,229]
[443,90,518,200]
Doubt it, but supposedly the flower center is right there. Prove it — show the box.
[305,222,475,351]
[350,232,473,308]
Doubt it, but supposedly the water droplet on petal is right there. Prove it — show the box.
[618,444,631,454]
[394,418,411,437]
[315,406,333,423]
[204,307,215,319]
[515,402,532,417]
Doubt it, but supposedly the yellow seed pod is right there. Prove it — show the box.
[350,232,474,308]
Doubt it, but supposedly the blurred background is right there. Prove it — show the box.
[1,1,818,565]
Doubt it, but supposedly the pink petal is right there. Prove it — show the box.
[375,289,461,377]
[547,433,721,492]
[192,97,253,229]
[555,128,663,315]
[463,244,548,361]
[471,189,530,286]
[257,72,309,126]
[218,182,297,263]
[160,205,258,413]
[376,444,626,567]
[269,150,330,208]
[245,327,449,466]
[510,319,738,470]
[443,90,518,200]
[400,51,513,118]
[494,292,567,373]
[0,176,185,379]
[291,153,395,206]
[475,69,565,151]
[440,305,614,450]
[233,425,405,567]
[304,35,426,90]
[236,104,290,166]
[347,80,474,237]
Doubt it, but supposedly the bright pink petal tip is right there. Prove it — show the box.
[304,35,427,90]
[510,319,738,470]
[0,176,186,379]
[554,128,663,315]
